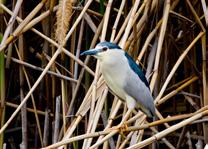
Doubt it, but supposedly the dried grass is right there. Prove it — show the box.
[0,0,207,148]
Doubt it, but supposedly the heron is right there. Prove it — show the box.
[81,42,155,122]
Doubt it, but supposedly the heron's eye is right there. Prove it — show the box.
[103,47,108,51]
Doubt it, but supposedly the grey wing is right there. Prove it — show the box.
[124,72,155,117]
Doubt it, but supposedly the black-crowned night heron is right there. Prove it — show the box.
[81,42,155,118]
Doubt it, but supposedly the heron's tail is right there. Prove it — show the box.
[139,104,156,118]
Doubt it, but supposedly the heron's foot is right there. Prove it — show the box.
[110,123,128,138]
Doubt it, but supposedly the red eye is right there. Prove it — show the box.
[103,47,108,51]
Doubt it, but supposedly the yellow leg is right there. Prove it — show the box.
[110,108,133,132]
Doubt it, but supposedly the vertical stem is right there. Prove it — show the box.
[61,80,67,135]
[119,0,140,48]
[0,33,5,149]
[101,0,113,41]
[18,6,27,148]
[110,0,126,42]
[53,96,61,143]
[43,109,50,147]
[150,0,170,91]
[201,35,208,143]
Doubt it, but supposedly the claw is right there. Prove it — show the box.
[110,123,128,139]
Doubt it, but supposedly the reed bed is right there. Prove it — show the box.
[0,0,207,148]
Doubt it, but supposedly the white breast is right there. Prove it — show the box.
[99,50,128,100]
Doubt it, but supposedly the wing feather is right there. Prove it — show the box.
[124,53,155,117]
[124,53,150,88]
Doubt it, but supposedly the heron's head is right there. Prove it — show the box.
[81,42,122,59]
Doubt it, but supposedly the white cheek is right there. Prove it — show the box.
[96,51,108,60]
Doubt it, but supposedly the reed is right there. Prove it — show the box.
[0,0,207,148]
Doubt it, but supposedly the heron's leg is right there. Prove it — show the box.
[119,108,133,125]
[120,109,133,138]
[110,108,133,131]
[114,95,136,130]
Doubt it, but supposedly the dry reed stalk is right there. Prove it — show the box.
[62,49,94,75]
[85,8,103,17]
[186,0,205,32]
[15,45,52,147]
[0,4,95,76]
[83,0,114,147]
[89,63,100,123]
[127,110,208,149]
[110,0,126,42]
[94,99,122,145]
[43,109,50,147]
[90,86,106,125]
[155,109,170,128]
[56,0,67,126]
[22,6,58,33]
[130,119,143,146]
[115,134,122,149]
[5,55,77,82]
[67,20,103,119]
[119,119,145,148]
[44,128,113,149]
[0,4,94,92]
[136,0,180,63]
[176,126,187,148]
[18,8,27,148]
[43,52,75,77]
[0,0,47,52]
[0,0,23,54]
[94,0,123,13]
[200,0,208,26]
[113,8,132,43]
[1,0,207,148]
[1,101,53,116]
[169,10,193,23]
[156,76,198,106]
[136,127,144,143]
[89,109,133,149]
[137,20,162,62]
[149,126,175,149]
[145,38,158,81]
[184,95,200,110]
[119,0,141,48]
[149,0,170,91]
[74,20,84,80]
[59,78,106,145]
[44,108,207,149]
[166,76,194,91]
[83,13,97,33]
[126,22,144,54]
[82,88,108,149]
[61,81,67,136]
[119,131,134,149]
[127,112,144,125]
[112,104,128,148]
[154,32,204,104]
[5,43,12,68]
[0,48,61,135]
[101,0,113,41]
[201,34,208,142]
[124,0,151,51]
